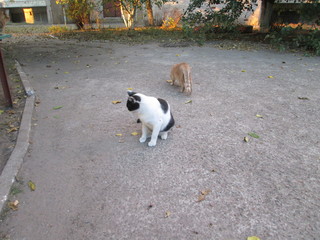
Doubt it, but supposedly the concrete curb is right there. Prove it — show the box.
[0,61,35,212]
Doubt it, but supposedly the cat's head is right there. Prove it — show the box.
[126,90,141,111]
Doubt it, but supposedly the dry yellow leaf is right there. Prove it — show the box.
[165,211,171,218]
[127,88,133,90]
[166,80,173,83]
[112,100,121,104]
[244,137,249,142]
[268,76,274,78]
[247,237,260,240]
[7,127,19,133]
[197,189,211,202]
[197,194,206,202]
[201,189,211,195]
[8,200,19,211]
[115,133,123,137]
[131,132,139,136]
[28,180,36,191]
[185,100,192,104]
[241,70,246,72]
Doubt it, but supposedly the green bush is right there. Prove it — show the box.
[266,27,320,55]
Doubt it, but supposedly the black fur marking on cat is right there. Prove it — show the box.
[162,112,175,132]
[157,98,168,114]
[128,91,137,97]
[127,95,141,112]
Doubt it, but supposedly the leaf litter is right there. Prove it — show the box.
[8,200,19,211]
[248,132,260,139]
[28,180,36,191]
[197,189,211,202]
[53,106,63,110]
[247,237,260,240]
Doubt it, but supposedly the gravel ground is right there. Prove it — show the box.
[0,35,319,240]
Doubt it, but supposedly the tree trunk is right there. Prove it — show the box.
[259,0,275,32]
[120,3,129,27]
[120,1,136,29]
[128,7,136,29]
[145,0,154,26]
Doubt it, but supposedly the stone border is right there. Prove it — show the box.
[0,61,35,212]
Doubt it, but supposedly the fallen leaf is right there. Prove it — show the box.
[255,114,263,118]
[201,189,211,195]
[54,86,67,90]
[53,106,63,110]
[64,72,69,74]
[0,110,4,115]
[7,110,15,115]
[28,180,36,191]
[248,132,260,139]
[165,211,171,218]
[298,97,309,100]
[197,194,206,202]
[7,127,19,133]
[241,70,246,72]
[268,76,274,78]
[115,133,123,137]
[197,189,211,202]
[247,237,260,240]
[185,100,192,104]
[244,137,249,142]
[8,200,19,211]
[176,54,180,56]
[131,132,139,136]
[166,80,173,83]
[127,88,133,90]
[112,100,121,104]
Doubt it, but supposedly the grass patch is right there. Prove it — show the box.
[55,27,190,44]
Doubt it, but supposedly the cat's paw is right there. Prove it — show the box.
[148,140,157,147]
[160,132,168,140]
[139,137,147,143]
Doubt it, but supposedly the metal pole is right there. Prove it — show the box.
[0,47,13,108]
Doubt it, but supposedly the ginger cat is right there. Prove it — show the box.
[170,62,192,95]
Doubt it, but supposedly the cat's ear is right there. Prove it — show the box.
[127,90,137,96]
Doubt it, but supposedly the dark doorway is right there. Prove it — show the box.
[10,8,25,23]
[103,0,121,17]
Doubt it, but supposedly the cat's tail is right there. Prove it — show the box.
[183,69,192,95]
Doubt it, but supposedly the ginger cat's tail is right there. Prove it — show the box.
[183,66,192,95]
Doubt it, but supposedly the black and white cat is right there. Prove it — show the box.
[126,91,175,147]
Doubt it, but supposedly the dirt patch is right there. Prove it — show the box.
[0,47,26,175]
